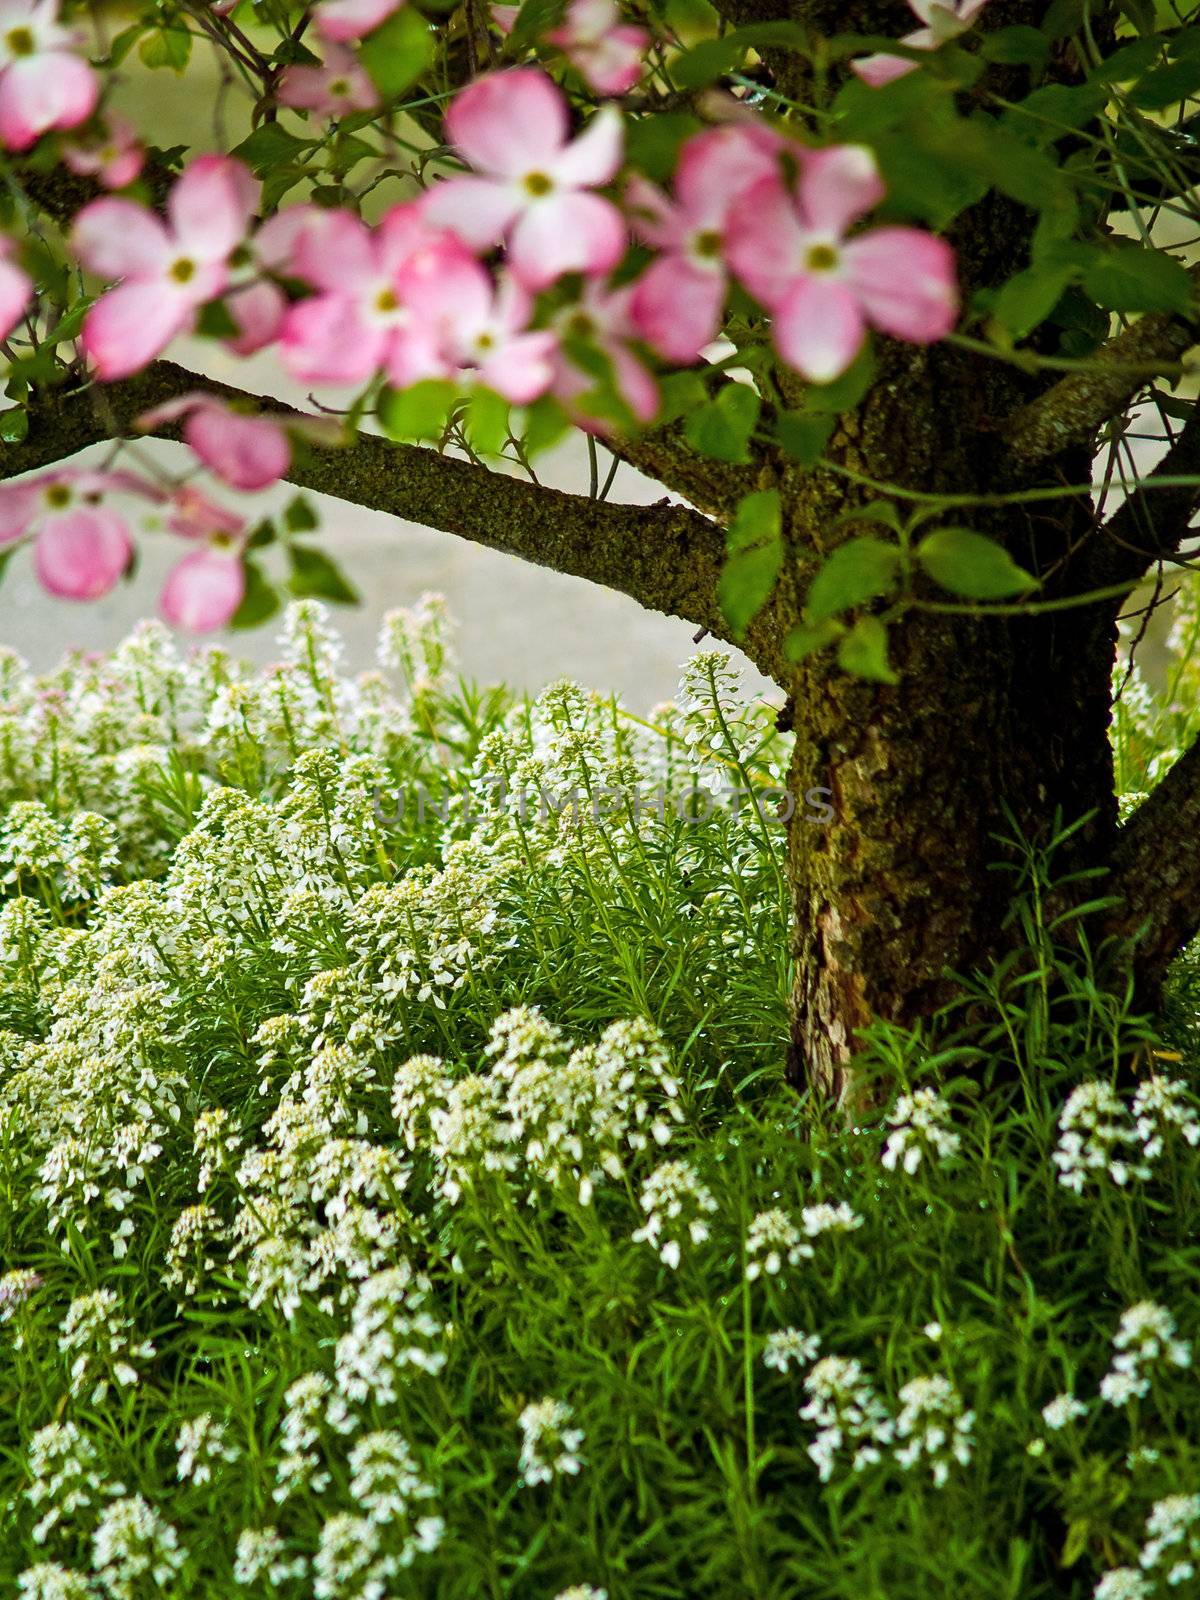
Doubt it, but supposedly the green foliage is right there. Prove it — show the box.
[683,382,760,464]
[358,6,435,97]
[915,528,1038,601]
[719,488,782,636]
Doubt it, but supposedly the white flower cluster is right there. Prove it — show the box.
[632,1160,719,1268]
[393,1009,685,1209]
[26,1421,122,1546]
[90,1495,187,1600]
[1101,1302,1192,1407]
[56,1290,156,1405]
[882,1089,961,1175]
[800,1355,895,1482]
[518,1398,585,1487]
[744,1200,863,1279]
[763,1328,821,1373]
[175,1413,240,1486]
[1139,1494,1200,1586]
[1054,1077,1200,1194]
[892,1375,975,1487]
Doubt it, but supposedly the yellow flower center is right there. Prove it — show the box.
[169,258,197,284]
[523,171,554,198]
[6,27,34,55]
[805,243,840,274]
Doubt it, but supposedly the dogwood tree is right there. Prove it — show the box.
[2,0,1199,1093]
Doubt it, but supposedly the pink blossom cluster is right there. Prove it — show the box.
[0,0,975,631]
[852,0,989,87]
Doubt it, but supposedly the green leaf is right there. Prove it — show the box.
[378,379,459,442]
[521,393,571,456]
[138,24,192,71]
[195,300,240,339]
[993,262,1077,339]
[465,388,510,456]
[916,527,1037,599]
[1011,83,1107,136]
[719,489,782,636]
[624,113,703,182]
[656,371,708,428]
[231,123,312,175]
[287,544,360,604]
[1081,244,1193,314]
[683,382,760,463]
[508,0,566,49]
[805,348,877,415]
[0,407,28,442]
[805,537,901,623]
[981,25,1050,67]
[231,559,281,629]
[786,617,844,662]
[670,20,805,89]
[1127,53,1200,108]
[283,494,319,533]
[359,6,434,98]
[775,412,833,466]
[837,616,897,684]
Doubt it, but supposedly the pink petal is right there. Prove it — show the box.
[400,240,492,332]
[674,124,781,225]
[795,145,885,237]
[841,226,959,343]
[80,280,195,380]
[548,104,623,187]
[420,176,522,252]
[0,50,97,151]
[771,276,867,383]
[72,198,172,280]
[161,547,246,631]
[623,175,679,250]
[168,155,258,262]
[0,481,38,546]
[381,324,453,388]
[224,279,286,355]
[490,2,519,31]
[850,52,916,86]
[0,255,30,340]
[376,201,443,276]
[477,330,557,403]
[34,508,132,599]
[288,207,376,289]
[629,255,724,363]
[446,68,568,177]
[167,485,245,540]
[185,406,290,491]
[508,192,625,288]
[723,174,806,308]
[570,28,647,96]
[280,294,383,385]
[315,0,402,39]
[611,343,659,424]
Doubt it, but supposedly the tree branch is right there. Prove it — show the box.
[1004,271,1200,465]
[1104,734,1200,1003]
[1,360,787,680]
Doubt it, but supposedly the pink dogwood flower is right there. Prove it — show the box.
[0,0,97,152]
[548,0,648,97]
[852,0,989,86]
[0,236,31,340]
[161,545,245,630]
[74,155,258,380]
[138,394,291,492]
[279,43,378,115]
[489,2,519,32]
[314,0,402,42]
[552,281,658,430]
[280,205,471,387]
[626,123,780,363]
[408,257,557,402]
[423,68,625,290]
[724,144,959,382]
[62,112,143,189]
[0,469,159,600]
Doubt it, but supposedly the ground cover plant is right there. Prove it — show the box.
[2,597,1200,1598]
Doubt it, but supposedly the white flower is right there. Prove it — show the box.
[175,1413,239,1486]
[799,1355,893,1483]
[892,1374,974,1488]
[17,1567,94,1600]
[1094,1569,1153,1600]
[763,1328,821,1373]
[518,1398,585,1487]
[1140,1494,1200,1578]
[1053,1082,1149,1193]
[1041,1393,1088,1430]
[1102,1301,1192,1406]
[631,1160,718,1268]
[554,1590,609,1600]
[233,1526,307,1586]
[881,1089,960,1175]
[91,1496,187,1600]
[745,1209,806,1278]
[347,1431,439,1535]
[26,1421,121,1545]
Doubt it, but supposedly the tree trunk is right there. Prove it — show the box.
[780,338,1123,1098]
